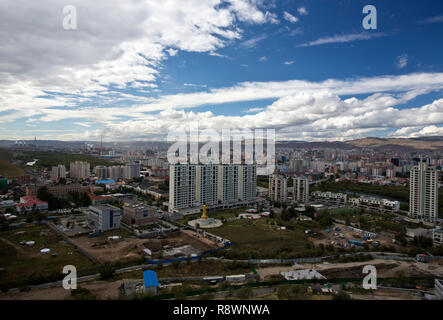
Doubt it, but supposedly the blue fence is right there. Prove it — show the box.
[146,242,233,264]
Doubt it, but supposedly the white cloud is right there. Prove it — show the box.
[166,48,178,56]
[391,125,443,138]
[283,11,298,23]
[297,7,308,16]
[258,56,267,62]
[245,107,265,113]
[74,122,92,127]
[8,77,443,142]
[0,0,277,117]
[422,15,443,24]
[284,61,294,65]
[298,32,385,47]
[94,91,443,142]
[396,53,408,69]
[240,34,268,49]
[184,83,208,88]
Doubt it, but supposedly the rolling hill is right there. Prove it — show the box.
[0,160,24,178]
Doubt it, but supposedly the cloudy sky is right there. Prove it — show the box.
[1,0,443,141]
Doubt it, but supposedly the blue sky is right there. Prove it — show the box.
[0,0,442,141]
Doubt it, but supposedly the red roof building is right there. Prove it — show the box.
[16,196,48,213]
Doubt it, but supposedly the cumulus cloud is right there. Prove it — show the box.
[94,91,443,142]
[297,7,308,16]
[1,1,442,142]
[0,0,277,115]
[391,125,443,138]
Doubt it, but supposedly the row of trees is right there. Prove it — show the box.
[36,187,91,211]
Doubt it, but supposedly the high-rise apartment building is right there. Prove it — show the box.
[294,176,309,203]
[50,164,66,179]
[94,165,108,180]
[409,161,438,222]
[123,163,141,180]
[218,164,239,204]
[238,165,257,201]
[169,164,196,211]
[196,164,218,206]
[268,174,287,203]
[107,165,123,180]
[70,161,90,179]
[169,164,257,212]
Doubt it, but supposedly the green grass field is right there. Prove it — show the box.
[178,207,248,224]
[0,160,25,178]
[209,218,312,259]
[0,225,96,290]
[0,148,12,162]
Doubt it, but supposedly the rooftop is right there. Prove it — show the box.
[143,270,159,288]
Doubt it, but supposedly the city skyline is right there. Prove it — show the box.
[0,1,442,142]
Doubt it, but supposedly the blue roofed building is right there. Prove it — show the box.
[96,179,116,185]
[143,270,159,295]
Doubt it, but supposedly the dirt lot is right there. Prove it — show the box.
[0,225,96,289]
[350,288,422,300]
[257,259,443,280]
[0,279,124,300]
[309,222,402,250]
[69,230,216,263]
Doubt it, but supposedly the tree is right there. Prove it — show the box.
[171,260,181,270]
[413,235,433,248]
[281,209,291,221]
[99,263,116,280]
[333,291,352,300]
[236,287,253,299]
[25,212,34,223]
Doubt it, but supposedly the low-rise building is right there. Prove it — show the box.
[122,203,159,226]
[142,270,159,295]
[111,193,138,204]
[0,199,15,210]
[16,196,48,213]
[311,191,347,205]
[88,204,121,231]
[88,193,113,205]
[349,196,400,213]
[433,228,443,246]
[406,227,432,239]
[26,184,90,198]
[144,187,168,200]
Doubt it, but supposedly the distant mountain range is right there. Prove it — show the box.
[0,136,442,151]
[279,136,443,151]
